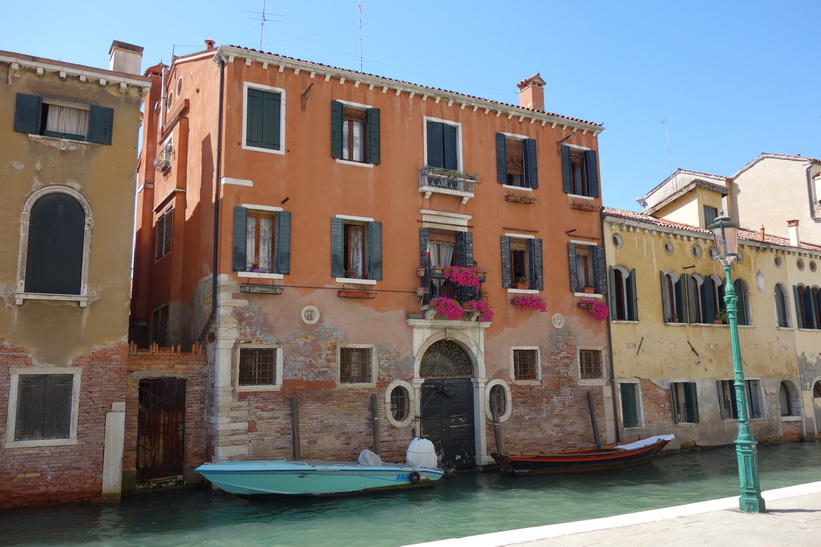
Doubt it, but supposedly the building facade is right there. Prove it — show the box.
[0,43,151,508]
[131,41,613,470]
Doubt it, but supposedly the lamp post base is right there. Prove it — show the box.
[736,438,766,513]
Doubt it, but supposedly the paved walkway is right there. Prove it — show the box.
[412,481,821,546]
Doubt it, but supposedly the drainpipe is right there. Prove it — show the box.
[600,209,621,443]
[199,57,225,342]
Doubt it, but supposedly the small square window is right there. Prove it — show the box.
[7,367,81,447]
[513,349,538,380]
[239,348,277,386]
[340,347,373,384]
[579,349,603,379]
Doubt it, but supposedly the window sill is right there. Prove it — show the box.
[508,288,538,294]
[241,144,284,155]
[502,184,533,192]
[336,277,376,285]
[512,379,541,386]
[335,158,374,168]
[567,193,595,201]
[337,382,377,388]
[574,292,603,299]
[15,292,88,307]
[5,437,78,449]
[236,384,282,392]
[238,271,284,280]
[610,319,640,324]
[579,378,607,387]
[781,415,802,422]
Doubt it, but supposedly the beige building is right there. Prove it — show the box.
[0,43,151,507]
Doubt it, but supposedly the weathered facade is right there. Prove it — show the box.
[0,43,151,508]
[131,41,613,470]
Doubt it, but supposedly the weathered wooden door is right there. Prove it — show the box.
[137,378,186,480]
[420,378,475,469]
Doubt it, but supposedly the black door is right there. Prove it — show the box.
[420,378,475,469]
[137,378,186,480]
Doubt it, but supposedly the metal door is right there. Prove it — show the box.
[137,378,186,480]
[420,379,475,469]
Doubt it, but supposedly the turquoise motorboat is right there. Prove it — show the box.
[196,438,445,496]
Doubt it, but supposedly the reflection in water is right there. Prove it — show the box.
[3,441,821,546]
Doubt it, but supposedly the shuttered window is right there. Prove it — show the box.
[15,374,74,441]
[426,120,458,170]
[232,207,291,274]
[568,243,606,294]
[609,266,638,321]
[620,383,640,428]
[14,93,113,144]
[501,236,543,290]
[245,87,282,151]
[330,101,380,164]
[671,382,699,424]
[155,207,173,260]
[718,379,764,420]
[331,218,382,280]
[151,304,169,346]
[561,145,599,197]
[496,134,538,188]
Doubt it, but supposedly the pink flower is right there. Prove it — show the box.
[589,301,609,321]
[430,297,464,320]
[443,266,482,289]
[511,294,548,312]
[466,299,494,322]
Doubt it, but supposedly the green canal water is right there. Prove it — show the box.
[3,440,821,546]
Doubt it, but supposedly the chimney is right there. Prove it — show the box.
[109,41,144,75]
[205,39,216,50]
[759,225,766,242]
[517,73,546,111]
[788,219,800,247]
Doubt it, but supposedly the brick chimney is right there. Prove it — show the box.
[205,39,216,50]
[788,219,800,247]
[109,40,144,75]
[517,73,546,111]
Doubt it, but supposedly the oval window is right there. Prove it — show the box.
[390,385,409,422]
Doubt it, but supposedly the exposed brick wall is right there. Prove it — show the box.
[123,343,207,490]
[0,339,128,509]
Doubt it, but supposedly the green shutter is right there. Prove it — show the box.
[419,228,430,268]
[585,149,599,198]
[685,382,699,423]
[523,138,538,188]
[675,275,687,322]
[608,266,617,315]
[232,207,248,271]
[628,268,638,321]
[621,383,638,428]
[274,211,291,274]
[455,231,473,268]
[331,218,344,277]
[366,221,382,280]
[561,145,572,193]
[88,105,113,144]
[661,272,671,322]
[500,236,512,288]
[495,133,506,184]
[568,242,579,292]
[702,276,715,323]
[14,93,42,134]
[331,101,343,159]
[366,108,380,165]
[262,91,281,150]
[670,385,679,424]
[794,285,803,329]
[426,121,443,168]
[246,88,263,148]
[593,245,607,294]
[443,123,458,170]
[528,238,544,290]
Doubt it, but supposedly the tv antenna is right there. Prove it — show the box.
[661,119,672,174]
[358,1,364,71]
[243,1,283,51]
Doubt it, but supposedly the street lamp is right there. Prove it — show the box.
[707,212,766,513]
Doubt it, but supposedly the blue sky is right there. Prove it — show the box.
[4,0,819,211]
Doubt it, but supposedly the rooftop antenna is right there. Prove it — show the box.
[661,119,672,174]
[358,1,364,71]
[242,1,283,51]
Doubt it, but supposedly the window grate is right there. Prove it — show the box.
[513,349,537,380]
[390,386,409,421]
[340,347,371,383]
[579,350,603,379]
[239,348,276,386]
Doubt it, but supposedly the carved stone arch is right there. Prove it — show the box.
[420,339,474,379]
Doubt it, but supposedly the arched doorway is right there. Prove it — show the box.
[419,340,476,469]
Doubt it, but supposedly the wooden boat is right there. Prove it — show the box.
[196,438,445,496]
[490,434,674,475]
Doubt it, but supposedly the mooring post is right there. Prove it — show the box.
[291,396,301,460]
[370,394,381,455]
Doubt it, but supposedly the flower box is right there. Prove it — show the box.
[337,289,376,299]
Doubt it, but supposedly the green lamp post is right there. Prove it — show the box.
[707,212,766,513]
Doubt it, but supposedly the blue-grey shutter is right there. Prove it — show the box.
[500,236,512,288]
[331,101,343,159]
[419,228,430,268]
[232,207,248,271]
[262,91,281,150]
[661,272,670,321]
[585,150,599,198]
[455,231,473,267]
[670,386,679,424]
[686,382,699,423]
[14,93,41,134]
[802,285,815,329]
[621,384,638,428]
[366,221,382,280]
[274,211,291,274]
[568,242,579,292]
[443,123,458,170]
[593,245,607,294]
[426,121,443,168]
[793,286,803,329]
[495,133,506,184]
[523,138,538,188]
[331,218,344,277]
[366,108,380,165]
[24,193,84,295]
[675,276,687,322]
[628,268,638,321]
[702,277,716,323]
[528,238,544,290]
[246,88,263,147]
[608,266,617,316]
[561,145,572,193]
[88,105,114,144]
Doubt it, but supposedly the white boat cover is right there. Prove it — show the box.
[615,434,675,451]
[406,437,438,468]
[357,449,382,466]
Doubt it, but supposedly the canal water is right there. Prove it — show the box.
[3,440,821,546]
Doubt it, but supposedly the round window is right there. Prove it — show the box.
[489,384,507,418]
[612,234,623,248]
[390,386,410,422]
[176,76,183,95]
[664,241,673,254]
[811,260,817,272]
[797,258,805,271]
[709,247,718,259]
[692,244,702,258]
[775,255,783,268]
[166,92,173,111]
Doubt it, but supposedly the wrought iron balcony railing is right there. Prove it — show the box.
[418,167,477,204]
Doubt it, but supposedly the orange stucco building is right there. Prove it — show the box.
[132,41,610,470]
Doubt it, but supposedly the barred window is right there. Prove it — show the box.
[239,348,276,386]
[155,207,173,260]
[390,386,409,421]
[340,347,372,384]
[513,349,538,380]
[579,349,603,379]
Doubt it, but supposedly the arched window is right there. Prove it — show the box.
[16,188,91,305]
[687,274,704,324]
[609,265,637,321]
[702,274,725,323]
[774,283,790,328]
[813,288,821,330]
[795,285,816,329]
[661,271,682,323]
[734,278,751,326]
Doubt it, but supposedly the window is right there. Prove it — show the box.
[14,93,113,144]
[561,145,599,198]
[814,380,821,398]
[686,275,704,324]
[779,381,801,417]
[489,384,507,418]
[339,346,374,384]
[513,349,538,381]
[390,385,410,421]
[620,383,641,428]
[244,85,283,152]
[609,266,638,321]
[232,207,291,274]
[734,279,751,326]
[774,283,790,328]
[671,382,699,424]
[496,134,537,188]
[718,379,764,420]
[662,272,724,324]
[155,207,173,260]
[568,243,606,294]
[703,274,725,323]
[151,304,169,346]
[332,217,382,280]
[425,120,460,170]
[331,101,380,164]
[238,347,278,386]
[795,285,821,329]
[23,191,86,296]
[703,206,718,228]
[6,367,81,447]
[419,228,475,301]
[579,349,603,380]
[502,236,543,290]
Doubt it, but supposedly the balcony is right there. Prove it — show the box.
[416,267,484,307]
[418,167,477,204]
